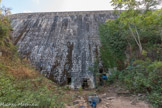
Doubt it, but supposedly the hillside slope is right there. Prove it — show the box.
[0,16,72,108]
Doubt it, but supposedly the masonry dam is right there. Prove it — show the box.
[9,11,118,89]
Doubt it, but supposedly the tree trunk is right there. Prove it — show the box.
[129,25,142,54]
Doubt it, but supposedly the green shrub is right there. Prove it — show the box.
[99,19,127,69]
[0,17,11,41]
[118,60,162,107]
[99,9,162,69]
[102,59,162,107]
[99,9,162,107]
[0,63,65,108]
[149,91,162,108]
[106,70,119,85]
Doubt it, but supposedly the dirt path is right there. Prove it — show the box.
[97,94,150,108]
[65,85,152,108]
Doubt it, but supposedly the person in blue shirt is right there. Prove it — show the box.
[101,74,108,86]
[102,74,108,80]
[91,100,96,108]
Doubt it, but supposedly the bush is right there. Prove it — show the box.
[149,91,162,108]
[118,60,162,107]
[99,9,162,69]
[102,59,162,107]
[0,16,11,41]
[99,19,127,69]
[99,9,162,107]
[106,70,119,85]
[0,67,64,108]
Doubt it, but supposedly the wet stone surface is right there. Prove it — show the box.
[9,11,118,89]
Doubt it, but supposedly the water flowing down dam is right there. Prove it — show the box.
[9,11,117,89]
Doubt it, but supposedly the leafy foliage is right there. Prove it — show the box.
[100,9,162,69]
[99,1,162,107]
[0,17,11,41]
[104,59,162,107]
[111,0,160,10]
[99,19,127,69]
[119,60,162,107]
[0,67,65,108]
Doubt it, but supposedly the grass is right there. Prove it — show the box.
[0,40,74,108]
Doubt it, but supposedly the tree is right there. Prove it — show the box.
[100,1,162,69]
[111,0,139,10]
[0,0,2,14]
[110,0,161,54]
[120,10,143,54]
[111,0,161,11]
[0,0,12,16]
[142,0,162,10]
[0,6,11,16]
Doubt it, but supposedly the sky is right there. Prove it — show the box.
[1,0,114,14]
[1,0,162,14]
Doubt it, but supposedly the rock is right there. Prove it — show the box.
[117,90,130,96]
[106,103,110,105]
[106,104,110,108]
[9,11,118,89]
[0,52,2,57]
[73,101,79,105]
[138,93,143,97]
[106,97,115,100]
[77,96,81,99]
[131,98,138,105]
[101,93,107,98]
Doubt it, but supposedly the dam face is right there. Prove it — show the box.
[10,11,117,89]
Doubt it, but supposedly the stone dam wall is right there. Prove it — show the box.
[9,11,117,89]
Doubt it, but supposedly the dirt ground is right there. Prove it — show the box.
[65,84,152,108]
[97,94,150,108]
